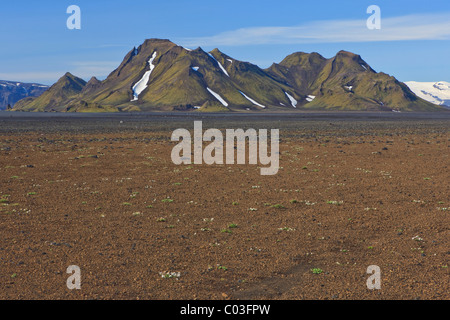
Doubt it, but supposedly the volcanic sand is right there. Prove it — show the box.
[0,113,448,300]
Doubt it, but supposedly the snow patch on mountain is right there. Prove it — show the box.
[306,95,316,102]
[131,51,157,101]
[239,91,266,108]
[207,87,228,107]
[207,53,229,77]
[285,92,297,108]
[405,81,450,107]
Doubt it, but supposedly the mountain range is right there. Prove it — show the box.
[0,81,48,110]
[12,38,446,112]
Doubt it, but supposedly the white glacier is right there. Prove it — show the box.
[405,81,450,107]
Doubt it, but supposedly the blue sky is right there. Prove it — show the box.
[0,0,449,84]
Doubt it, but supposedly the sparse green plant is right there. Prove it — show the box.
[129,192,139,199]
[327,200,343,205]
[159,271,180,279]
[278,227,295,231]
[311,268,323,274]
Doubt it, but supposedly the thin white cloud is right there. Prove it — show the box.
[0,72,64,84]
[178,13,450,47]
[0,61,120,84]
[69,61,120,78]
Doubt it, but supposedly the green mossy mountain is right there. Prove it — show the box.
[13,39,445,112]
[13,72,86,112]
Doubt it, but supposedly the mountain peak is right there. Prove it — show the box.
[336,50,358,56]
[62,72,76,79]
[143,38,173,44]
[87,76,100,83]
[58,73,86,87]
[279,51,326,68]
[210,48,222,54]
[141,38,177,50]
[81,76,102,95]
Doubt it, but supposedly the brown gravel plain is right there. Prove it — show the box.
[0,112,448,300]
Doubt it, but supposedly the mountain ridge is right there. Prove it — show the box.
[12,38,446,112]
